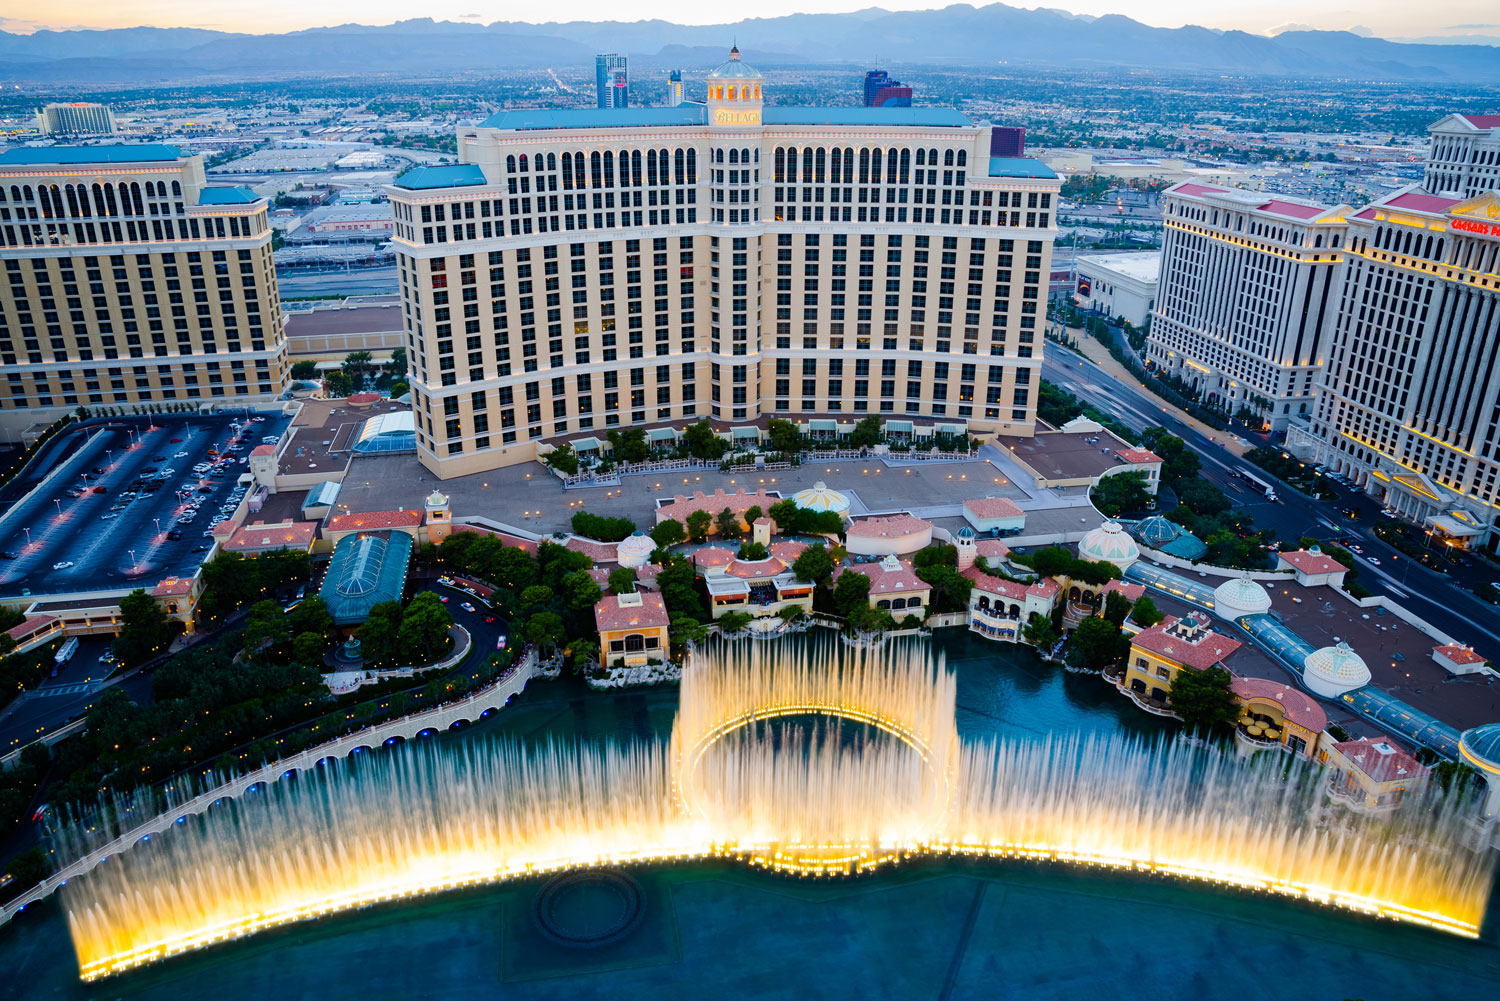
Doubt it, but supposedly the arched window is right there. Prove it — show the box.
[172,180,181,196]
[916,148,926,166]
[92,183,107,215]
[591,150,603,187]
[801,147,813,183]
[625,633,645,651]
[877,599,891,609]
[130,182,144,215]
[547,152,556,172]
[899,148,910,183]
[646,149,657,186]
[956,150,967,167]
[602,150,614,186]
[686,148,697,184]
[944,149,955,167]
[786,147,797,182]
[815,147,825,183]
[506,155,516,173]
[774,147,785,184]
[674,148,685,185]
[843,148,854,183]
[65,184,80,217]
[728,148,738,164]
[561,152,573,189]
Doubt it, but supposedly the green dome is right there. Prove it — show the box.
[709,47,762,80]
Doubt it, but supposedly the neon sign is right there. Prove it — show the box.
[1451,217,1500,239]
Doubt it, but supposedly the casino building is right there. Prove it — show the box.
[387,48,1060,478]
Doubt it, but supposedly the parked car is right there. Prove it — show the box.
[52,561,74,570]
[461,602,476,613]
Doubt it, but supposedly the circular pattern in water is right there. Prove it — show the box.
[532,870,645,948]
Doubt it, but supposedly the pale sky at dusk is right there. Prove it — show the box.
[1,0,1496,40]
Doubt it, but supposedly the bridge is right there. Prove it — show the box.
[0,647,539,928]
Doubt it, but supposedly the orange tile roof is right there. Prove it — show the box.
[725,556,787,579]
[961,566,1028,600]
[1333,738,1427,784]
[655,488,777,523]
[224,520,317,552]
[327,509,422,532]
[1230,676,1327,732]
[964,496,1025,519]
[770,539,810,562]
[690,546,737,568]
[835,559,929,595]
[846,514,932,538]
[4,615,57,640]
[150,577,194,597]
[975,538,1011,561]
[1434,644,1486,666]
[250,444,277,457]
[1115,448,1162,464]
[593,592,670,632]
[1278,549,1346,576]
[1102,580,1145,602]
[1131,615,1241,671]
[564,537,618,563]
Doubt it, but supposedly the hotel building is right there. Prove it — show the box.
[0,145,288,437]
[1306,180,1500,547]
[388,48,1060,478]
[1146,182,1349,430]
[1423,113,1500,199]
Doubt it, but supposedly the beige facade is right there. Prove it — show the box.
[388,51,1058,479]
[0,146,290,438]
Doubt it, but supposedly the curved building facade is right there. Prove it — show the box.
[387,49,1060,478]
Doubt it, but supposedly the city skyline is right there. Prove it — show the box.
[1,1,1497,43]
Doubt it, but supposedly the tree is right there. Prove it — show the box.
[292,631,327,667]
[543,443,579,476]
[288,594,333,638]
[668,613,710,658]
[1131,594,1164,628]
[608,567,637,594]
[1069,558,1122,587]
[357,600,404,665]
[1065,616,1128,671]
[743,504,763,527]
[567,639,599,673]
[682,418,728,460]
[342,350,374,385]
[605,427,650,463]
[1103,590,1133,627]
[657,557,704,619]
[290,360,320,380]
[524,611,567,651]
[1168,665,1242,733]
[561,569,603,617]
[1030,546,1074,580]
[737,541,768,561]
[916,565,972,613]
[388,345,408,377]
[685,509,712,544]
[716,507,742,540]
[832,570,872,617]
[325,370,353,397]
[651,519,685,549]
[241,600,285,656]
[1092,471,1151,518]
[718,611,754,634]
[791,545,835,587]
[849,415,883,448]
[1022,612,1058,651]
[778,605,806,625]
[571,511,635,541]
[397,592,453,663]
[115,589,172,667]
[519,584,555,610]
[913,544,957,569]
[766,418,801,455]
[846,603,891,634]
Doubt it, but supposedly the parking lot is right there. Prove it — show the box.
[0,412,289,598]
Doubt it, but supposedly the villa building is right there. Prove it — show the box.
[832,555,931,620]
[1229,676,1327,759]
[1320,737,1429,813]
[962,567,1058,642]
[1147,182,1349,430]
[593,591,670,668]
[1122,614,1241,709]
[700,554,813,620]
[386,47,1060,478]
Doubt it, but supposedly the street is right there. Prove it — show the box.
[1041,346,1500,653]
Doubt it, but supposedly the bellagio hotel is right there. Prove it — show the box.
[0,145,287,436]
[388,48,1061,478]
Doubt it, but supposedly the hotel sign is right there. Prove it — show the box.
[1452,217,1500,240]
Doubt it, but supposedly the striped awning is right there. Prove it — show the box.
[647,427,677,442]
[885,420,913,432]
[572,437,602,451]
[732,427,760,439]
[808,419,838,432]
[937,423,966,434]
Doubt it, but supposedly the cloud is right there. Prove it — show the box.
[459,12,483,18]
[1447,23,1500,29]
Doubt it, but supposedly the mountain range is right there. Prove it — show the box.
[2,5,1499,86]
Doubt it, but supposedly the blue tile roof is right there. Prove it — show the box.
[394,164,488,190]
[0,144,186,165]
[196,186,260,205]
[988,157,1058,180]
[762,107,970,127]
[481,105,708,131]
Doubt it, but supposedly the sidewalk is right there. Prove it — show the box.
[1065,328,1251,458]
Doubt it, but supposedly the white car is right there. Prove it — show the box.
[52,561,74,570]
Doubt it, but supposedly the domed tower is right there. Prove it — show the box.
[706,46,763,129]
[423,489,451,544]
[1458,724,1500,819]
[955,526,977,571]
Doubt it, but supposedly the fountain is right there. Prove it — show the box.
[59,639,1496,982]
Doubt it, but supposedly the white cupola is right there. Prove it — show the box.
[706,46,763,128]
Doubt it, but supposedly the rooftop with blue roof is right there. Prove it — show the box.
[0,144,187,165]
[394,164,487,191]
[197,187,260,205]
[988,157,1058,180]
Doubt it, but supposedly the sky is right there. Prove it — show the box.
[1,0,1497,41]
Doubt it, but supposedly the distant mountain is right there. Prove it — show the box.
[3,6,1500,86]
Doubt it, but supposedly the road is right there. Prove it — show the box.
[1041,346,1500,654]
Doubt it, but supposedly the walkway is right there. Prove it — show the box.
[0,649,540,928]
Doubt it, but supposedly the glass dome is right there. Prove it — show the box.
[709,46,763,80]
